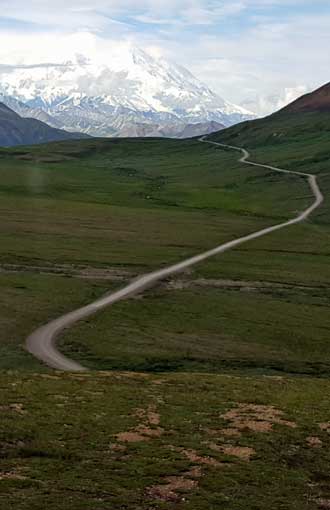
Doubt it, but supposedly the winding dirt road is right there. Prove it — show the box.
[26,137,324,371]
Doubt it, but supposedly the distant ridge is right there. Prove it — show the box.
[176,121,225,139]
[0,103,89,147]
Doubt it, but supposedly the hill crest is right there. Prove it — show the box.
[278,82,330,114]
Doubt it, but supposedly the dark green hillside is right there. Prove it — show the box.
[209,84,330,188]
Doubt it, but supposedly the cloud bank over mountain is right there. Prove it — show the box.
[0,1,329,112]
[0,42,253,137]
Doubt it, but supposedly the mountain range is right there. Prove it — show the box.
[0,46,253,139]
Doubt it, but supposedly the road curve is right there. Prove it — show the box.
[26,137,324,371]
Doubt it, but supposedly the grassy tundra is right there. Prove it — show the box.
[0,108,329,508]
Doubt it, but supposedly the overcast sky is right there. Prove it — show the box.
[0,0,329,111]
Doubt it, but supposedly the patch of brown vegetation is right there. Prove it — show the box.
[209,442,255,461]
[110,444,127,452]
[116,431,149,443]
[134,405,160,426]
[0,471,28,481]
[319,423,330,433]
[241,420,273,432]
[136,425,164,438]
[11,403,26,414]
[148,410,161,426]
[222,404,297,433]
[147,475,198,502]
[186,466,203,478]
[206,427,241,438]
[0,403,26,415]
[134,407,145,418]
[116,404,163,444]
[221,427,242,437]
[177,447,221,467]
[306,436,323,448]
[316,499,330,509]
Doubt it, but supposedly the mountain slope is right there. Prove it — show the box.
[279,82,330,114]
[0,103,88,147]
[0,46,254,137]
[209,82,330,152]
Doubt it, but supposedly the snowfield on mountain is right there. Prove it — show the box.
[0,45,254,138]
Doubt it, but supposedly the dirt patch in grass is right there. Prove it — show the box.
[316,499,330,509]
[135,406,160,426]
[147,474,199,502]
[147,445,221,502]
[209,443,255,461]
[174,447,221,467]
[148,410,160,426]
[136,425,164,438]
[319,423,330,432]
[0,471,28,481]
[206,427,242,438]
[306,436,323,448]
[116,404,163,444]
[222,404,297,433]
[0,403,26,414]
[110,443,127,452]
[116,431,149,443]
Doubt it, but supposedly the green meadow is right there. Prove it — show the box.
[0,111,329,508]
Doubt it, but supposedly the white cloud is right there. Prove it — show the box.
[158,10,330,106]
[240,86,310,116]
[0,1,329,108]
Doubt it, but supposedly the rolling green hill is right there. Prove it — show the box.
[209,84,330,184]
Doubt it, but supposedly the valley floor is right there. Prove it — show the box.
[0,131,329,508]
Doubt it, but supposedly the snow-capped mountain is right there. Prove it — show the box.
[0,94,62,127]
[0,46,254,138]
